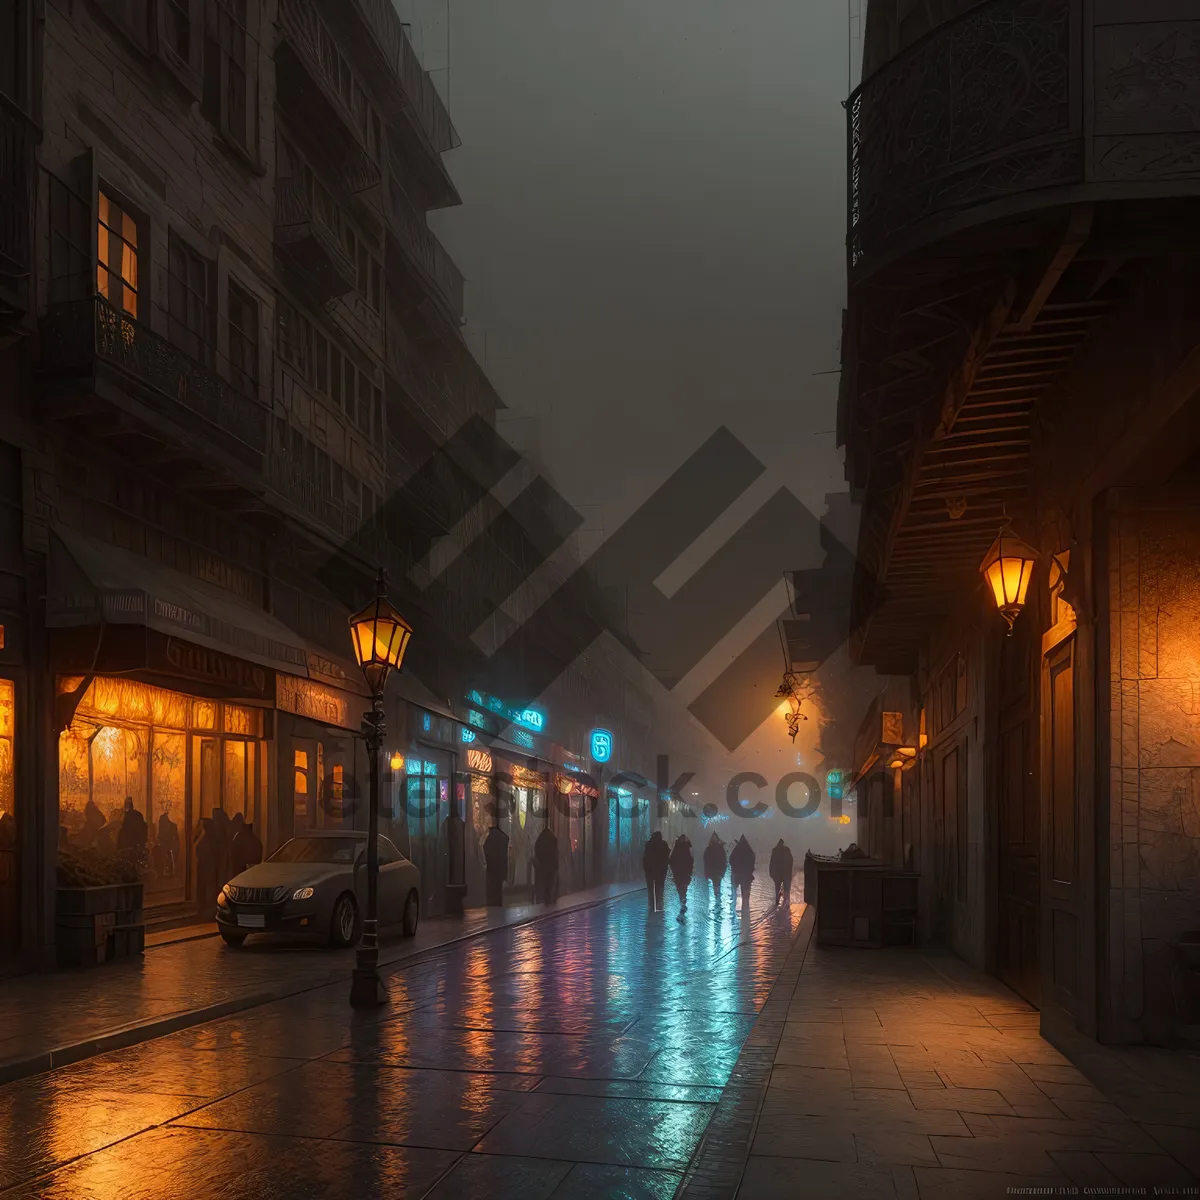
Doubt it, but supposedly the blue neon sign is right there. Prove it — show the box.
[589,729,613,763]
[516,707,544,732]
[512,729,534,750]
[460,727,476,743]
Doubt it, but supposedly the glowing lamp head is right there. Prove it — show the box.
[389,752,405,772]
[980,529,1038,634]
[348,570,413,695]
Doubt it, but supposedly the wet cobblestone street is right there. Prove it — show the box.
[0,883,803,1198]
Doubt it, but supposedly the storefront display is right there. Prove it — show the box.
[57,676,266,914]
[0,678,16,959]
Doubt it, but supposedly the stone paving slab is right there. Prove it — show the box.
[0,882,639,1085]
[706,921,1200,1199]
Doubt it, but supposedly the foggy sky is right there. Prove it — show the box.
[400,1,862,846]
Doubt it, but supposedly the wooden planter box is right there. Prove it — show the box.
[56,883,145,968]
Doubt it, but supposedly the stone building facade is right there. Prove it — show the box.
[840,0,1200,1045]
[0,0,668,973]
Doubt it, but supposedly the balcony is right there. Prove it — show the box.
[39,298,268,469]
[274,177,357,304]
[0,93,36,321]
[276,0,381,191]
[847,0,1200,280]
[266,452,391,565]
[386,173,465,322]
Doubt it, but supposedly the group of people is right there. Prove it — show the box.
[643,830,796,920]
[481,823,561,907]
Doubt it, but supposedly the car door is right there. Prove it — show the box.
[377,837,407,924]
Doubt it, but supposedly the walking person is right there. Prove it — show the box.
[642,830,670,912]
[534,824,559,905]
[769,838,794,907]
[703,831,727,901]
[729,835,755,910]
[668,834,693,923]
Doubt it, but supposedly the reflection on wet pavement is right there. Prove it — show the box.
[0,883,802,1197]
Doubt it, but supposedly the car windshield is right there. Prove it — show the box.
[269,837,360,864]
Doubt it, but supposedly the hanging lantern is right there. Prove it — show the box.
[979,529,1038,634]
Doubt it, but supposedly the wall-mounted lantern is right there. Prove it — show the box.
[980,529,1038,634]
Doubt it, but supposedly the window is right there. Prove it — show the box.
[96,0,152,50]
[0,0,25,106]
[97,191,140,318]
[227,280,258,397]
[167,231,213,363]
[157,0,203,94]
[204,0,253,154]
[276,294,312,379]
[162,0,192,61]
[49,174,92,305]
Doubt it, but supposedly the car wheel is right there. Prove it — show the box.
[220,931,246,948]
[330,892,360,948]
[402,889,419,938]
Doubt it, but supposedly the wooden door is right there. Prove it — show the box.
[1042,635,1081,1020]
[998,714,1039,1004]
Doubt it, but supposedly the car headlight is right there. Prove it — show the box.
[217,887,230,906]
[292,886,314,900]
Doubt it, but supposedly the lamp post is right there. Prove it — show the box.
[347,569,413,1008]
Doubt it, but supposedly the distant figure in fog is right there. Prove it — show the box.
[642,831,670,912]
[81,800,105,847]
[703,832,727,900]
[730,836,755,909]
[194,817,219,916]
[484,825,509,907]
[0,811,15,850]
[668,834,694,923]
[769,839,794,907]
[209,808,233,888]
[534,825,559,905]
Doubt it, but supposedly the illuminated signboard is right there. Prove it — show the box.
[826,769,843,802]
[467,710,486,729]
[826,770,842,784]
[516,707,545,732]
[589,728,613,763]
[460,727,476,743]
[466,748,493,773]
[512,729,534,749]
[422,712,432,732]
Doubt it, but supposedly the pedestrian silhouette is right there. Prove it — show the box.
[193,817,219,918]
[642,830,670,912]
[703,832,727,900]
[483,825,509,907]
[669,834,694,922]
[769,838,794,907]
[229,814,263,878]
[157,810,181,878]
[534,824,559,905]
[81,799,105,847]
[730,835,755,909]
[116,796,148,867]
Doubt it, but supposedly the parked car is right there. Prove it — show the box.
[215,831,420,948]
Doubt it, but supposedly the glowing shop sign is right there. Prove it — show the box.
[826,770,842,784]
[467,710,486,728]
[516,707,544,731]
[467,748,493,773]
[512,729,534,750]
[460,727,476,743]
[589,728,613,763]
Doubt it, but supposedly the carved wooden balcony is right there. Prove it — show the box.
[274,176,357,304]
[0,93,36,323]
[39,298,268,470]
[848,0,1200,280]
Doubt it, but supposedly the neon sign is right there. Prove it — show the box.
[516,707,544,731]
[512,729,534,750]
[460,727,476,743]
[589,729,613,763]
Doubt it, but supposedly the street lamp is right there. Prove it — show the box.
[347,569,413,1008]
[979,528,1038,635]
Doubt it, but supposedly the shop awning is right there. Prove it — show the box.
[47,528,311,677]
[391,670,460,724]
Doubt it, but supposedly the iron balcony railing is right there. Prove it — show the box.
[40,297,268,458]
[387,170,465,320]
[0,93,36,290]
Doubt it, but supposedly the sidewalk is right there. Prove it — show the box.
[0,881,639,1085]
[680,910,1199,1198]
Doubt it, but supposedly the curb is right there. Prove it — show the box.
[0,883,640,1087]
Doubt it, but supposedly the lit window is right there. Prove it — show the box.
[97,191,139,318]
[0,679,14,844]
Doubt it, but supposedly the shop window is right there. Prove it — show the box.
[193,699,217,730]
[223,704,259,736]
[331,763,343,802]
[98,190,140,318]
[294,749,308,795]
[0,678,14,844]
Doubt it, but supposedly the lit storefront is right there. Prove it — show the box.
[57,676,267,913]
[0,676,16,961]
